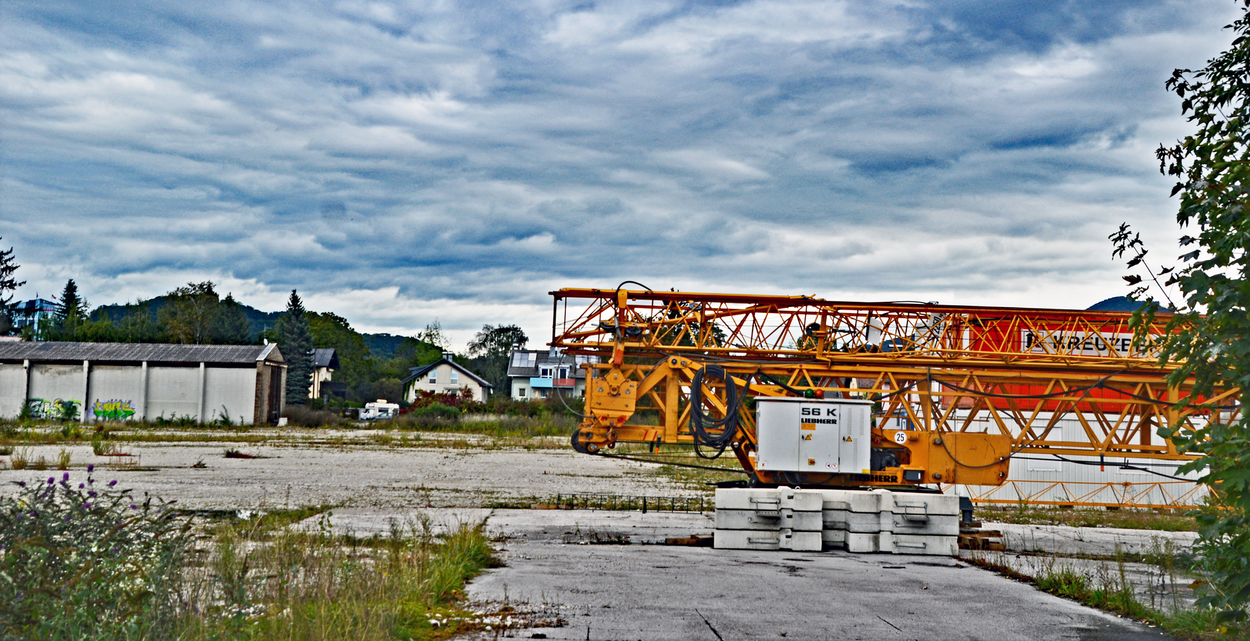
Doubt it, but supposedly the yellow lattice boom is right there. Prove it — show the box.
[551,287,1237,499]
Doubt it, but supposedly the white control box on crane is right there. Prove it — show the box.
[755,398,873,474]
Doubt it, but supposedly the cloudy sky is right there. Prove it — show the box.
[0,0,1239,349]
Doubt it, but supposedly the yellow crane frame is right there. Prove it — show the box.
[551,288,1236,494]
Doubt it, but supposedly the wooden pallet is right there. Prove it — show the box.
[958,530,1004,551]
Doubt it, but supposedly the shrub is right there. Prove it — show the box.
[404,388,483,413]
[0,467,190,639]
[482,394,542,417]
[283,404,345,428]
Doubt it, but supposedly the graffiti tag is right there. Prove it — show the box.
[27,398,80,421]
[91,399,136,421]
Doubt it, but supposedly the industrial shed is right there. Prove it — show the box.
[0,342,286,425]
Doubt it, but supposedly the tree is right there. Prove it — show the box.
[418,319,448,351]
[215,294,253,344]
[467,324,528,393]
[0,238,24,335]
[159,282,220,345]
[307,311,373,395]
[1118,3,1250,619]
[276,290,314,406]
[52,279,88,341]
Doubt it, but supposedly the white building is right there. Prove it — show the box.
[506,349,597,400]
[0,342,286,425]
[401,354,492,403]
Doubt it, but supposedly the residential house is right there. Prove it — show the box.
[12,298,57,330]
[310,348,339,399]
[506,349,597,400]
[401,354,492,403]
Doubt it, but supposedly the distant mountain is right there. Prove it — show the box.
[92,297,282,339]
[1086,296,1173,313]
[92,298,420,354]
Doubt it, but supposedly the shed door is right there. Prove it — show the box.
[267,365,282,424]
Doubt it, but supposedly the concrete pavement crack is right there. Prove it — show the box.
[878,614,902,632]
[695,608,725,641]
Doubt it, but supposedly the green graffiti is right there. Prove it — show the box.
[27,398,81,421]
[91,399,136,421]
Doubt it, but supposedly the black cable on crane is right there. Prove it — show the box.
[689,365,749,460]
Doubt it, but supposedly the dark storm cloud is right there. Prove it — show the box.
[0,0,1240,343]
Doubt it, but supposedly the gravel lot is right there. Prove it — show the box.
[0,435,697,510]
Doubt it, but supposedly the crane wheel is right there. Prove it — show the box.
[570,428,591,454]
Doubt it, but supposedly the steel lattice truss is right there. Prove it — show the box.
[551,288,1238,467]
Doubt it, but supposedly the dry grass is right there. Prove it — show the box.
[979,505,1199,532]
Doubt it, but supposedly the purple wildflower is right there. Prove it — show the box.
[129,504,137,510]
[108,480,117,487]
[78,483,85,489]
[62,472,69,482]
[16,481,25,487]
[87,464,94,473]
[47,478,54,484]
[82,502,91,509]
[88,491,96,498]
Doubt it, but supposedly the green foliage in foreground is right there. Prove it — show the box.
[1114,0,1250,621]
[0,472,499,641]
[0,467,189,640]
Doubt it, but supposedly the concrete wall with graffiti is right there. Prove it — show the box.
[28,365,83,413]
[0,364,25,418]
[86,365,142,422]
[2,360,267,425]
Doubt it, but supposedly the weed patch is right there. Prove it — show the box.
[0,474,506,640]
[979,505,1198,532]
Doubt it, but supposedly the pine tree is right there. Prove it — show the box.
[0,238,24,335]
[53,279,88,341]
[276,290,314,406]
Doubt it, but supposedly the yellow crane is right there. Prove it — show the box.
[550,287,1236,503]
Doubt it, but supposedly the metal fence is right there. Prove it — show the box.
[553,493,706,513]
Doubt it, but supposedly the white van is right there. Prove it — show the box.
[360,399,400,421]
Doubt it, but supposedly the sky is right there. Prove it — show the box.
[0,0,1240,350]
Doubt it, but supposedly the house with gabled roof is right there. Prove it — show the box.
[506,348,597,400]
[310,348,339,399]
[401,353,492,403]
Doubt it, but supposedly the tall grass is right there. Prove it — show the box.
[977,546,1245,640]
[178,516,499,640]
[0,472,500,641]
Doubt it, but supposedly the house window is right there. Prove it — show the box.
[451,369,459,384]
[518,387,527,398]
[429,370,437,384]
[539,365,552,377]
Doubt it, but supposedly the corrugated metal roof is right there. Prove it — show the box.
[0,341,284,364]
